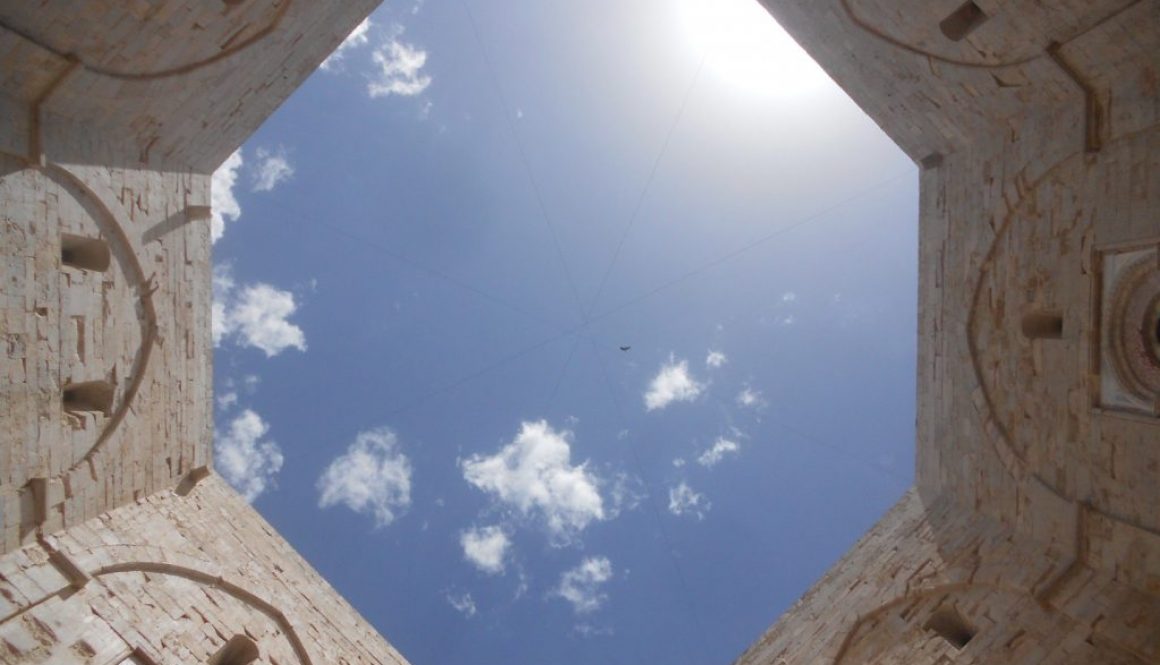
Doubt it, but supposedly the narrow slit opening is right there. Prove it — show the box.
[924,606,976,650]
[61,234,111,272]
[63,380,114,415]
[940,1,988,41]
[1022,311,1064,340]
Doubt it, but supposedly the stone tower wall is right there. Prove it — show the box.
[0,2,406,663]
[738,0,1160,662]
[0,475,407,664]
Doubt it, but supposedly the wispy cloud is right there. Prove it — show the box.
[446,591,477,618]
[668,482,710,520]
[369,29,432,98]
[554,557,613,614]
[251,147,294,192]
[462,420,604,544]
[318,427,413,527]
[605,472,645,519]
[705,350,727,369]
[216,391,239,410]
[697,437,740,468]
[320,17,372,71]
[736,386,766,410]
[461,525,510,575]
[215,409,283,502]
[644,356,705,411]
[782,291,797,303]
[213,265,306,357]
[210,150,242,243]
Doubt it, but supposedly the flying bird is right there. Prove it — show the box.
[619,346,631,352]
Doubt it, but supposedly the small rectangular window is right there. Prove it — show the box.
[1021,311,1064,340]
[940,1,988,41]
[924,606,976,650]
[61,234,111,272]
[63,380,114,415]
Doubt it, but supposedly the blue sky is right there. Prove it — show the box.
[210,0,917,662]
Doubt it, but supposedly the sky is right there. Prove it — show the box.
[209,0,918,663]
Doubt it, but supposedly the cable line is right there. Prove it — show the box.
[460,0,590,324]
[585,54,707,320]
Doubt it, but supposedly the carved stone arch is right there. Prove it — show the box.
[42,163,157,474]
[966,127,1160,540]
[92,561,314,665]
[0,0,292,81]
[838,0,1142,69]
[833,582,1150,664]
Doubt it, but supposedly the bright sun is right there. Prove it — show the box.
[679,0,830,98]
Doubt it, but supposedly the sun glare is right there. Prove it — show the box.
[679,0,830,98]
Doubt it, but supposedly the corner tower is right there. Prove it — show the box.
[0,2,410,662]
[738,1,1160,663]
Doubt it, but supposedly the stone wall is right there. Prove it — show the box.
[738,0,1160,662]
[0,2,406,663]
[0,154,213,554]
[735,490,1160,664]
[0,0,380,170]
[0,475,408,664]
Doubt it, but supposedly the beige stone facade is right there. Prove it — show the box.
[0,2,401,661]
[737,0,1160,662]
[0,0,1156,663]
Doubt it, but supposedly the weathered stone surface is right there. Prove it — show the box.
[0,2,400,662]
[736,1,1160,662]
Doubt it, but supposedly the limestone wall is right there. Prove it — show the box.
[0,0,380,170]
[0,475,409,665]
[0,2,408,662]
[739,0,1160,662]
[735,490,1160,664]
[0,154,213,554]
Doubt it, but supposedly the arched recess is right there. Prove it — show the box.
[42,163,157,473]
[965,126,1160,539]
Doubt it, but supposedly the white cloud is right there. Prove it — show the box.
[782,291,797,302]
[705,350,727,369]
[368,30,431,98]
[672,458,686,468]
[605,472,645,520]
[210,150,243,243]
[446,591,477,618]
[668,482,710,520]
[461,525,510,575]
[462,420,604,543]
[320,17,372,71]
[216,391,238,410]
[318,427,413,527]
[644,356,705,411]
[574,623,614,638]
[213,265,307,357]
[215,409,283,502]
[697,437,740,468]
[251,147,294,192]
[736,386,766,410]
[554,557,613,614]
